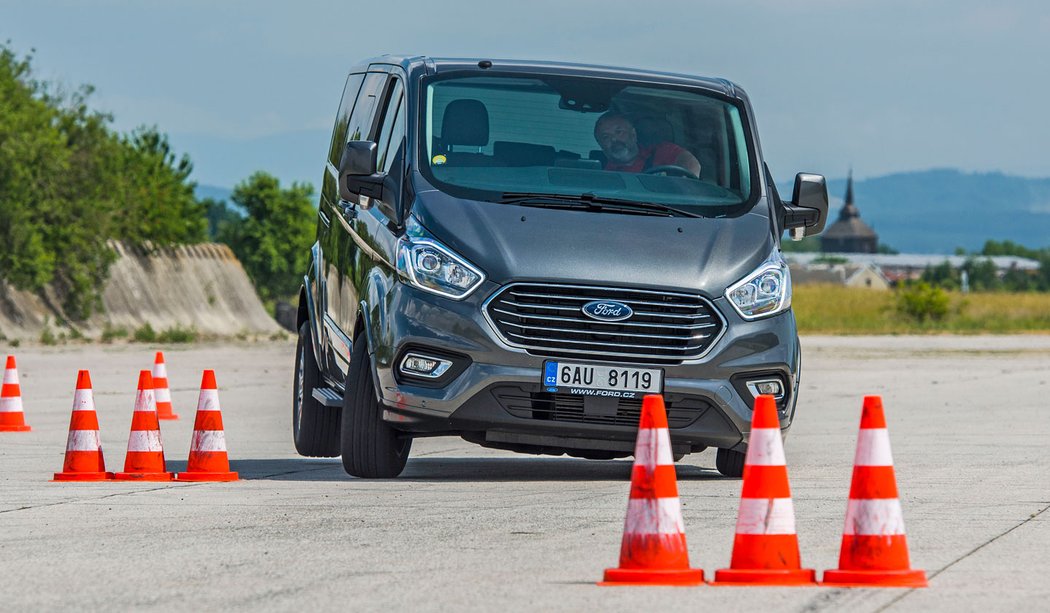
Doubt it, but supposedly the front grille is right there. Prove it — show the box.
[492,385,712,429]
[485,283,724,364]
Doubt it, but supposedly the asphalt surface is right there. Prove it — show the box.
[1,336,1048,612]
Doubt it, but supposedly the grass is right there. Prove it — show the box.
[156,325,198,343]
[793,285,1050,334]
[130,323,198,343]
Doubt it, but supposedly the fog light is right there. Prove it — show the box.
[746,379,784,399]
[400,353,453,379]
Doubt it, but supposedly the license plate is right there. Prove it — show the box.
[542,361,663,396]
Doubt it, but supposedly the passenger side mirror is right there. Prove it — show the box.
[339,141,384,202]
[783,173,829,240]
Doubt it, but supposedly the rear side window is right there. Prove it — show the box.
[327,73,365,166]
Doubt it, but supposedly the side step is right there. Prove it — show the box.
[312,387,343,407]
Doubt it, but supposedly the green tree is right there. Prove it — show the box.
[0,43,207,318]
[220,172,314,301]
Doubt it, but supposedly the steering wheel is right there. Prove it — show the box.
[643,164,699,179]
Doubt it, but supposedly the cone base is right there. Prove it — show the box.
[113,472,174,481]
[0,424,32,432]
[52,472,114,481]
[822,568,928,588]
[713,567,818,586]
[600,567,705,586]
[176,471,239,482]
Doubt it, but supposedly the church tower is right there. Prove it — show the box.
[821,171,878,253]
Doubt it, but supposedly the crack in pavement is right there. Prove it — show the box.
[875,501,1050,612]
[0,482,205,515]
[0,464,342,514]
[796,501,1050,613]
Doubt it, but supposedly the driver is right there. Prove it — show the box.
[593,112,701,177]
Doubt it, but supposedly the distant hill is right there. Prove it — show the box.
[780,169,1050,253]
[200,168,1049,255]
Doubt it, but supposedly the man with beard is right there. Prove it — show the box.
[593,112,701,178]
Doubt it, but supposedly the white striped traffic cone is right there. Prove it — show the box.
[713,395,816,585]
[600,395,704,586]
[114,370,173,481]
[152,351,179,420]
[53,370,114,481]
[176,370,238,481]
[823,396,927,587]
[0,355,31,432]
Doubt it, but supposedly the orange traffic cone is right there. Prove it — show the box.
[152,351,179,420]
[176,370,238,482]
[114,370,174,481]
[53,371,114,481]
[1,355,31,432]
[713,395,816,585]
[823,396,927,587]
[600,395,704,586]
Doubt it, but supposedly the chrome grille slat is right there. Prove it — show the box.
[491,308,718,330]
[485,283,725,364]
[508,291,704,310]
[503,330,707,352]
[499,320,710,341]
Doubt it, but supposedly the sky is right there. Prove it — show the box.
[3,0,1050,188]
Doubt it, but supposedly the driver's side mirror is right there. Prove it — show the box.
[783,172,829,240]
[339,140,384,202]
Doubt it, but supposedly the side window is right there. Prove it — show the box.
[327,73,365,166]
[345,73,388,145]
[375,79,405,173]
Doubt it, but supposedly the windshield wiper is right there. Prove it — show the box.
[499,192,701,219]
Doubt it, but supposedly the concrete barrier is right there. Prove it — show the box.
[0,242,279,340]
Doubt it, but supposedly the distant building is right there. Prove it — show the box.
[789,262,891,290]
[821,172,878,253]
[786,252,1040,285]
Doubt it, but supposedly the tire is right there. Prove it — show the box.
[340,335,412,478]
[716,447,746,478]
[292,322,341,457]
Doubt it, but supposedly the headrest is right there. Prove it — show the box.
[632,115,674,147]
[441,99,489,147]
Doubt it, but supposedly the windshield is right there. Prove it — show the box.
[420,73,757,216]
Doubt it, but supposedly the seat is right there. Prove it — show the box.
[437,99,493,167]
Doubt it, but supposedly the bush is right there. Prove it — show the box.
[895,281,951,323]
[132,323,157,343]
[39,324,59,345]
[100,324,128,343]
[156,325,197,343]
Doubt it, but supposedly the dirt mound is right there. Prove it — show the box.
[0,242,279,340]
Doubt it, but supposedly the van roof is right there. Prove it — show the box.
[356,55,743,98]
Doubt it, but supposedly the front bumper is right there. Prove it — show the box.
[372,281,800,453]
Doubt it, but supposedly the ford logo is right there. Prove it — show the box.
[582,300,634,322]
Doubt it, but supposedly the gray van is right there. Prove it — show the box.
[292,56,828,478]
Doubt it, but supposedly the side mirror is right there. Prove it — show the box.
[784,172,829,240]
[339,141,383,202]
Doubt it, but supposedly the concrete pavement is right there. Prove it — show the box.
[1,336,1048,611]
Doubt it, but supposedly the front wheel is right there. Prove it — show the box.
[716,447,745,478]
[340,335,412,478]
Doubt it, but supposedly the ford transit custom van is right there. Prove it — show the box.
[292,56,828,478]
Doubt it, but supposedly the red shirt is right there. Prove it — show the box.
[604,142,686,172]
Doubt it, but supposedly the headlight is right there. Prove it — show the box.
[725,250,791,320]
[396,217,485,299]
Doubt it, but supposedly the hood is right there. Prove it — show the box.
[410,189,775,297]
